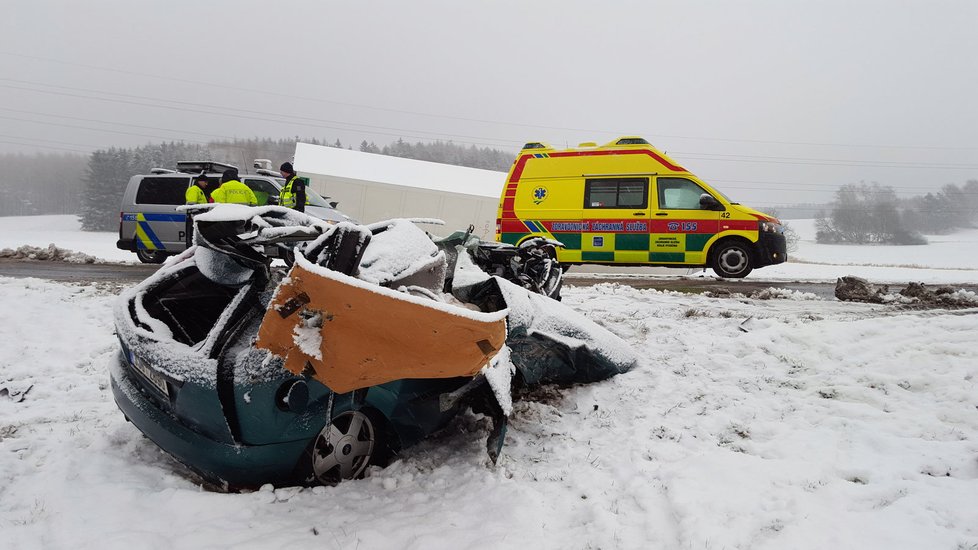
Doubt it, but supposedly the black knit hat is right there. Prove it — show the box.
[280,162,294,174]
[221,168,238,183]
[195,174,209,184]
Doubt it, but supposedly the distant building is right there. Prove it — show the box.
[293,142,505,239]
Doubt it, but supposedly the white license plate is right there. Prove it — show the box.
[131,355,169,398]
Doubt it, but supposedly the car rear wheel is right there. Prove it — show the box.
[711,241,753,278]
[136,249,168,264]
[308,410,377,485]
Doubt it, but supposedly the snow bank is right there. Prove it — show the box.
[0,215,134,263]
[0,243,100,263]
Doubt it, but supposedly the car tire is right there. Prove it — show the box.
[301,409,391,485]
[711,240,754,278]
[541,264,563,301]
[136,249,168,264]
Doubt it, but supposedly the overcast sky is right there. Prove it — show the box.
[1,0,976,207]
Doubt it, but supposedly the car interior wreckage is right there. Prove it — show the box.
[110,204,637,490]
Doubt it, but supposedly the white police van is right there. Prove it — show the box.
[116,160,351,263]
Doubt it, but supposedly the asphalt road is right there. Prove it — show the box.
[6,258,978,301]
[0,258,844,298]
[0,258,161,283]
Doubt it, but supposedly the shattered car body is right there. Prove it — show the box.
[110,205,637,489]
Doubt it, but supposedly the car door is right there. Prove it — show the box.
[650,177,721,264]
[242,177,280,206]
[581,177,651,263]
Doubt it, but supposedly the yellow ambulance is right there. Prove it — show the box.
[495,137,787,278]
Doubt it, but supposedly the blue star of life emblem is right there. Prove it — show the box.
[532,186,548,204]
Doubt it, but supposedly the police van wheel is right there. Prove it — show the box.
[711,241,753,278]
[136,249,168,264]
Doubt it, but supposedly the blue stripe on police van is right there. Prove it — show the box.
[123,213,186,222]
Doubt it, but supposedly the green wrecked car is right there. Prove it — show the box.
[110,205,636,490]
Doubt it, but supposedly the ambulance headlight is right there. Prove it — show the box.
[759,221,783,233]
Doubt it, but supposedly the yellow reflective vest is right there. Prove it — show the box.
[211,180,257,205]
[280,175,308,209]
[185,184,208,204]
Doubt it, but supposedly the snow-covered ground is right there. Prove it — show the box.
[1,215,977,549]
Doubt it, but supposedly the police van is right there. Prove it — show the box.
[116,160,351,263]
[495,137,787,278]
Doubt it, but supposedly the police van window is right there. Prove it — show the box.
[135,177,190,205]
[657,178,710,210]
[584,178,649,209]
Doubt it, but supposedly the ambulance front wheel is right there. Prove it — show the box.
[711,240,753,278]
[136,249,168,264]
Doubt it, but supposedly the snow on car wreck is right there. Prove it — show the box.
[109,204,637,490]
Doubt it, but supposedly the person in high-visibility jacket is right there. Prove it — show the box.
[278,162,306,212]
[185,174,210,204]
[211,169,258,205]
[184,174,211,247]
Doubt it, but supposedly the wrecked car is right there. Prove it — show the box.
[109,204,636,490]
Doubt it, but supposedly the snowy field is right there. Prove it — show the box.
[758,219,978,285]
[1,215,978,549]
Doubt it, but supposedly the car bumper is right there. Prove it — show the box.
[109,352,309,489]
[755,232,788,267]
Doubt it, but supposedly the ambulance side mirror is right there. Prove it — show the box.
[699,194,723,211]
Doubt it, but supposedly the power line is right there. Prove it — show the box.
[0,139,91,154]
[0,133,101,151]
[0,73,976,176]
[6,80,977,171]
[2,50,976,152]
[0,113,215,145]
[0,79,525,149]
[0,107,240,141]
[679,152,978,170]
[677,151,978,169]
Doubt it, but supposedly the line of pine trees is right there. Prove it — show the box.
[71,137,514,231]
[0,137,515,230]
[5,137,975,241]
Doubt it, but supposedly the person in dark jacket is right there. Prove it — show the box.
[278,162,306,213]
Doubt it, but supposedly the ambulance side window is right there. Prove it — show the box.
[658,178,710,210]
[584,178,648,209]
